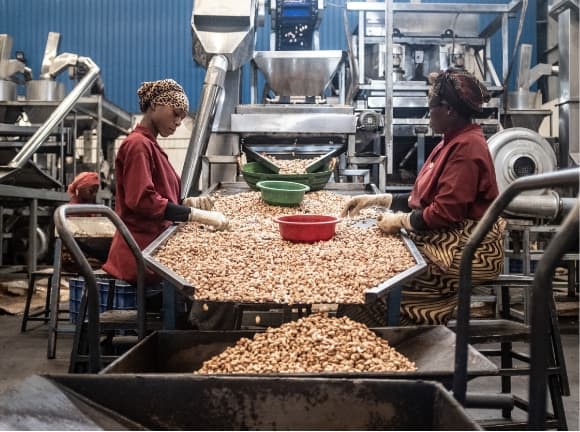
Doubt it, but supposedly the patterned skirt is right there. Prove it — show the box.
[337,218,506,326]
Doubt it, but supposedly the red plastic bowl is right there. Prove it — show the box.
[273,214,340,243]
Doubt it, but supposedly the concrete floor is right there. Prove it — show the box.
[0,312,578,429]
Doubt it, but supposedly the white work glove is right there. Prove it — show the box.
[340,193,393,217]
[188,208,229,231]
[182,196,214,211]
[376,212,413,234]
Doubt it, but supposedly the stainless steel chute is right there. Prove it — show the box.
[181,55,228,198]
[182,0,260,196]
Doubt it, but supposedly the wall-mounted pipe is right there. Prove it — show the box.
[181,54,228,198]
[8,56,100,169]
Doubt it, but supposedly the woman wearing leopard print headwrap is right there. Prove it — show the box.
[338,69,506,326]
[104,79,228,295]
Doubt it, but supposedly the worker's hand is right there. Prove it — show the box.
[376,212,412,234]
[340,193,393,217]
[183,196,214,211]
[189,208,229,231]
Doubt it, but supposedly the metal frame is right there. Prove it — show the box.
[452,168,580,410]
[53,204,146,373]
[0,95,131,273]
[528,196,579,428]
[0,184,69,273]
[0,95,132,176]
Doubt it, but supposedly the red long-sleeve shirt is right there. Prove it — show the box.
[103,124,181,284]
[408,123,499,229]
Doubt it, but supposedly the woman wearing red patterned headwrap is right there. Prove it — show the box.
[67,171,100,204]
[103,79,228,287]
[339,69,506,326]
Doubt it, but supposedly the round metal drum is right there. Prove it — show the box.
[25,79,65,123]
[488,127,557,195]
[25,79,65,101]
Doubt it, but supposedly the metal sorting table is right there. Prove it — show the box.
[0,374,481,430]
[142,182,427,307]
[101,326,497,388]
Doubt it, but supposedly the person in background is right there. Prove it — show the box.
[339,68,506,326]
[67,171,100,204]
[102,79,228,318]
[62,171,103,271]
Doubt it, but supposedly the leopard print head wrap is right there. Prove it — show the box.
[137,79,189,113]
[428,68,490,117]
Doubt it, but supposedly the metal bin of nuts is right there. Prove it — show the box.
[143,184,427,307]
[102,314,496,389]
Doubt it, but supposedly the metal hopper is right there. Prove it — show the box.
[253,50,344,97]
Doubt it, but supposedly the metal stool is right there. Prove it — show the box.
[451,169,579,429]
[20,245,76,335]
[55,204,152,373]
[449,274,569,429]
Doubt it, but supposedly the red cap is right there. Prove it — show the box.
[67,172,100,196]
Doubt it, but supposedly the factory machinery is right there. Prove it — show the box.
[0,2,573,428]
[0,32,132,272]
[182,0,359,197]
[183,0,578,224]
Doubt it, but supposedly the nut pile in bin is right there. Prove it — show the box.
[195,314,416,374]
[153,190,415,304]
[260,154,321,174]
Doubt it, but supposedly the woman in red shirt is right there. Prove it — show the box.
[103,79,228,290]
[341,69,506,325]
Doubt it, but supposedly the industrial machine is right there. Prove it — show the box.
[345,0,577,219]
[183,0,576,197]
[0,34,31,124]
[347,0,510,183]
[183,0,367,195]
[0,32,132,272]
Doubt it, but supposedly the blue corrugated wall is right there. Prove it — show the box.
[0,0,535,113]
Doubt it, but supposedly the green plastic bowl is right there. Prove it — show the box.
[256,180,310,206]
[241,162,333,191]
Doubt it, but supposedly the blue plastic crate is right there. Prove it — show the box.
[508,258,538,274]
[111,280,137,310]
[69,277,136,323]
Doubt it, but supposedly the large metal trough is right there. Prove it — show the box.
[101,326,496,389]
[0,374,480,430]
[143,183,427,304]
